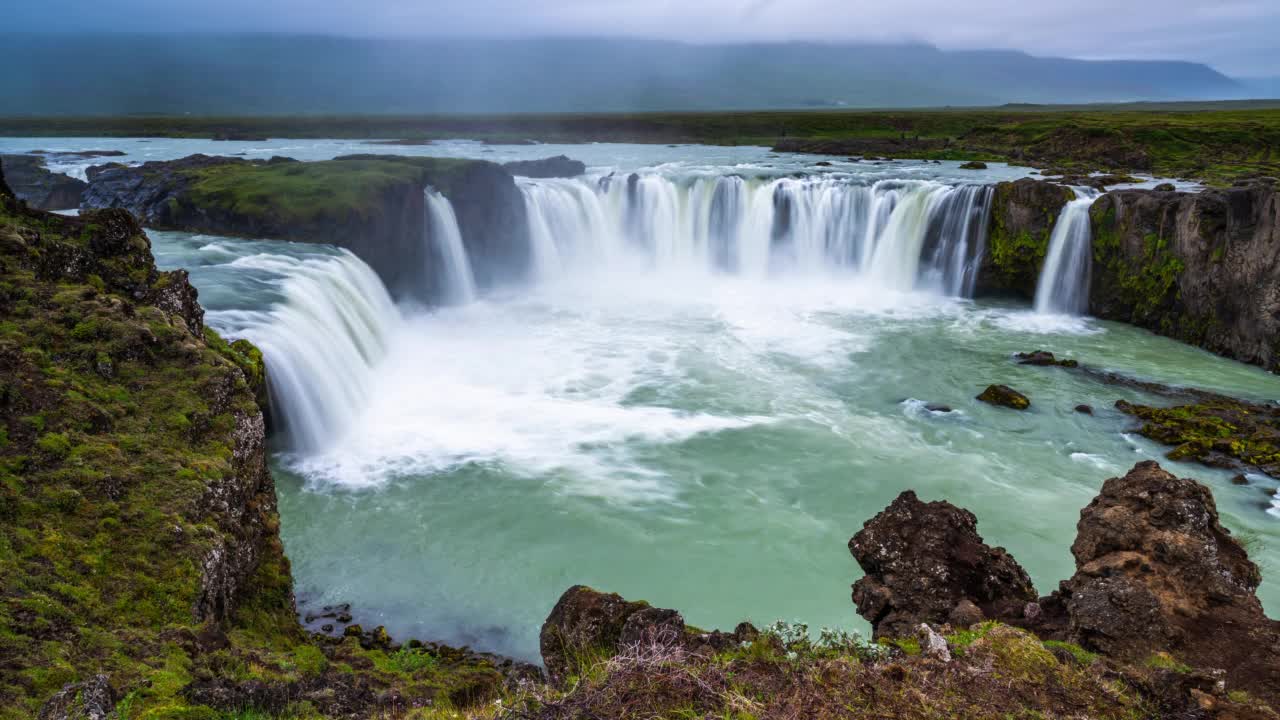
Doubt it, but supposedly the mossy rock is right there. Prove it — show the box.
[977,384,1031,410]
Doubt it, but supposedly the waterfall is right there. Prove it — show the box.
[424,189,477,305]
[517,173,993,294]
[1034,196,1096,315]
[215,251,401,452]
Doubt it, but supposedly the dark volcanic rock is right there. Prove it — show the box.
[37,675,115,720]
[539,586,756,687]
[503,155,587,178]
[1115,396,1280,478]
[959,160,988,170]
[976,179,1076,297]
[1056,461,1280,706]
[849,490,1037,639]
[976,384,1031,410]
[0,154,88,210]
[1075,404,1094,414]
[1090,184,1280,371]
[541,586,651,684]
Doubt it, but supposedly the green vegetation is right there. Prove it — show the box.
[1090,204,1190,333]
[4,104,1279,184]
[0,193,507,718]
[173,156,477,232]
[1043,640,1100,666]
[1116,396,1280,475]
[1144,652,1193,674]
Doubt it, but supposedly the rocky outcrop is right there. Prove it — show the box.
[1115,396,1280,477]
[81,154,532,302]
[1053,461,1280,706]
[539,586,756,686]
[1090,182,1280,371]
[849,491,1038,639]
[0,154,87,210]
[502,155,586,178]
[976,179,1075,297]
[1015,350,1078,367]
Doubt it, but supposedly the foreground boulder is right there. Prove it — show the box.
[540,586,755,686]
[849,491,1037,638]
[1056,461,1280,706]
[0,154,87,210]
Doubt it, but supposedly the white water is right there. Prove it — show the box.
[1034,196,1097,315]
[424,188,478,305]
[210,251,401,452]
[520,174,992,294]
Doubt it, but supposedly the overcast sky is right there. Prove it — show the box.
[11,0,1280,76]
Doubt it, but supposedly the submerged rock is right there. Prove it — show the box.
[977,384,1031,410]
[1075,404,1094,415]
[1115,396,1280,477]
[849,490,1037,639]
[959,160,988,170]
[1015,350,1078,368]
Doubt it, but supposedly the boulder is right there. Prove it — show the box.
[959,160,988,170]
[1058,461,1280,706]
[849,490,1037,639]
[0,154,88,210]
[38,675,115,720]
[539,586,756,686]
[502,155,586,178]
[976,384,1031,410]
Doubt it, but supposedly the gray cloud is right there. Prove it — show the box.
[10,0,1280,75]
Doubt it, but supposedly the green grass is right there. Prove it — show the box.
[1042,640,1100,666]
[3,104,1278,183]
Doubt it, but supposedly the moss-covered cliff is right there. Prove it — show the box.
[1090,182,1280,371]
[80,155,531,302]
[0,172,520,720]
[974,179,1075,297]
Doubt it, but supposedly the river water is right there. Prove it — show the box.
[14,137,1272,662]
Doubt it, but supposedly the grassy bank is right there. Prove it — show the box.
[4,102,1280,184]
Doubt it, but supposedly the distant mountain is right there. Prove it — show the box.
[0,34,1244,115]
[1235,77,1280,99]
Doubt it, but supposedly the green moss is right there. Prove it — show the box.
[1144,652,1192,674]
[1042,640,1099,665]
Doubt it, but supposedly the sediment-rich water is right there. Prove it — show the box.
[43,137,1275,663]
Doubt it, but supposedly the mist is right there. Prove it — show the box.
[0,34,1261,116]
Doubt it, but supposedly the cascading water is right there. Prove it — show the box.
[1034,195,1097,315]
[424,188,478,305]
[211,251,401,452]
[518,173,992,294]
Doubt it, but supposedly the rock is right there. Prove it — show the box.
[918,624,951,661]
[976,384,1030,410]
[540,586,651,684]
[947,599,984,628]
[1153,182,1177,192]
[1075,404,1094,414]
[1089,184,1280,372]
[1058,461,1280,707]
[1115,396,1280,477]
[1231,474,1249,485]
[38,676,115,720]
[925,403,953,413]
[976,179,1077,297]
[1015,350,1079,368]
[539,586,756,686]
[502,155,587,178]
[814,161,833,167]
[959,161,988,170]
[849,490,1037,639]
[0,154,88,210]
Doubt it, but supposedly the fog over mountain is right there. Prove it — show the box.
[0,34,1255,115]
